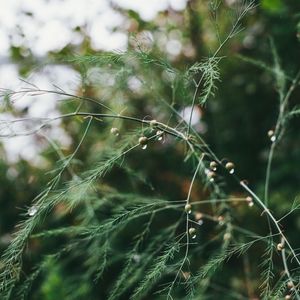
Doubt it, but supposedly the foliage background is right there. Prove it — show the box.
[0,0,300,299]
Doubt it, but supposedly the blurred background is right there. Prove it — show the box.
[1,0,300,299]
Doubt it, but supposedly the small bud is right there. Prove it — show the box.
[287,281,294,289]
[156,130,164,141]
[149,119,158,127]
[195,212,203,221]
[277,243,284,251]
[184,204,192,214]
[139,136,148,149]
[195,212,204,225]
[218,215,225,225]
[110,127,119,136]
[246,196,254,207]
[207,171,216,182]
[267,129,274,137]
[188,227,197,239]
[209,161,218,171]
[268,130,276,142]
[225,162,235,174]
[223,232,231,241]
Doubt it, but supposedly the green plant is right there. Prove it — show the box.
[1,1,300,299]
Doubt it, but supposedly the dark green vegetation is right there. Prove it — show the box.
[1,1,300,299]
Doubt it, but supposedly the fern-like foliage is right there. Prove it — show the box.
[1,1,300,299]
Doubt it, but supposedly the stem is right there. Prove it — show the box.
[281,236,300,300]
[240,181,300,267]
[167,159,202,298]
[264,142,275,204]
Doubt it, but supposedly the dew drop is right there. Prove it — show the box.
[191,234,197,239]
[229,169,235,174]
[28,205,38,216]
[270,135,276,142]
[142,144,147,150]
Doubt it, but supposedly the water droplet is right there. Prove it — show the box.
[270,135,276,142]
[28,205,38,216]
[142,144,147,150]
[229,169,235,174]
[191,234,197,239]
[248,201,254,207]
